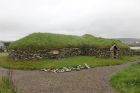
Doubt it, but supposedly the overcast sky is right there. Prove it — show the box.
[0,0,140,41]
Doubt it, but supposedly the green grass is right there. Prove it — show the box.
[0,53,139,70]
[110,63,140,93]
[9,33,128,50]
[0,77,18,93]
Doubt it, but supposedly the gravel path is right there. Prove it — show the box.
[0,60,140,93]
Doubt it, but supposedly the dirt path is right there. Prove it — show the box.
[0,60,140,93]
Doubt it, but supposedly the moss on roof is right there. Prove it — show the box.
[9,33,129,50]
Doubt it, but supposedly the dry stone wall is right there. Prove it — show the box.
[119,48,133,56]
[9,48,132,60]
[9,48,82,60]
[131,50,140,55]
[81,48,111,58]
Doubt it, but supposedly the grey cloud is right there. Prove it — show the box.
[0,0,140,41]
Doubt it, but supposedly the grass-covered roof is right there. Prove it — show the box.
[9,33,129,49]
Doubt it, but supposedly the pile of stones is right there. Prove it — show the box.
[40,64,90,73]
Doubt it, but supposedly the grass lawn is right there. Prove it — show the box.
[0,53,140,70]
[0,77,18,93]
[110,62,140,93]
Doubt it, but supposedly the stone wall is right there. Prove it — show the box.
[0,46,5,52]
[81,48,111,58]
[118,48,133,56]
[9,48,82,60]
[131,50,140,55]
[9,48,132,60]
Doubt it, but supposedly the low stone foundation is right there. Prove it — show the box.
[9,48,82,60]
[119,48,133,56]
[9,48,132,60]
[81,48,111,58]
[131,50,140,55]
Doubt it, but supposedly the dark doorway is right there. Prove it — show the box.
[110,44,118,59]
[113,46,118,58]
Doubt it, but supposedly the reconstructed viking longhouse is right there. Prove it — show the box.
[9,33,132,60]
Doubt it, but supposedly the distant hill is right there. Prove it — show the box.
[117,38,140,46]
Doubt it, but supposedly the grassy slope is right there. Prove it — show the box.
[0,53,139,70]
[9,33,128,49]
[110,63,140,93]
[0,77,18,93]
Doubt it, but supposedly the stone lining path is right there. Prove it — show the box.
[0,60,140,93]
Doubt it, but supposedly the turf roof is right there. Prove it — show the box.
[9,33,129,49]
